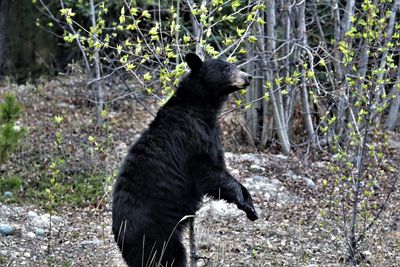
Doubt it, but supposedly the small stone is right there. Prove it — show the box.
[274,154,288,160]
[28,211,38,219]
[31,214,50,228]
[35,228,45,236]
[3,191,13,198]
[31,214,62,229]
[23,252,31,258]
[26,232,35,238]
[303,177,316,189]
[80,238,102,246]
[250,165,265,172]
[0,223,13,235]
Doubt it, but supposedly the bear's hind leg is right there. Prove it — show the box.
[120,235,186,267]
[157,233,187,267]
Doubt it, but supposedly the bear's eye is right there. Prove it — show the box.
[224,66,231,74]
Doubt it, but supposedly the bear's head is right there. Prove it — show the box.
[176,53,252,109]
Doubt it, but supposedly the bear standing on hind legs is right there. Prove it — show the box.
[112,53,258,267]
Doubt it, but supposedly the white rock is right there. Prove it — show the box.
[80,238,102,246]
[26,232,35,239]
[28,211,38,219]
[3,191,13,198]
[198,200,241,219]
[273,154,288,160]
[0,223,14,235]
[250,165,265,171]
[303,177,316,189]
[31,214,61,229]
[35,228,45,236]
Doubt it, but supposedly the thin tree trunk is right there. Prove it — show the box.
[263,0,290,154]
[353,39,370,119]
[175,0,181,63]
[282,0,291,121]
[296,0,315,141]
[282,1,297,139]
[89,0,104,127]
[188,217,197,267]
[0,0,10,74]
[331,0,345,136]
[257,9,270,146]
[333,0,354,138]
[340,0,355,40]
[331,0,343,80]
[348,103,372,266]
[187,0,204,59]
[355,40,370,95]
[386,72,400,130]
[245,46,258,142]
[372,0,400,122]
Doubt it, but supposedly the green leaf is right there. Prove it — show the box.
[236,27,245,36]
[248,36,257,43]
[119,7,126,23]
[54,115,64,124]
[183,35,191,43]
[227,56,237,63]
[130,7,138,16]
[231,0,241,11]
[142,10,151,19]
[143,72,152,81]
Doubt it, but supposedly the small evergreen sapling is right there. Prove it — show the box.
[0,93,26,165]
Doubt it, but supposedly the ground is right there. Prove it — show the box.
[0,76,399,266]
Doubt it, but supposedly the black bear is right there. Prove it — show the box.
[112,53,258,267]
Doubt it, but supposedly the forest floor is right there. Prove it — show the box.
[0,76,399,266]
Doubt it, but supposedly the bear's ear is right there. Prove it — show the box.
[185,53,203,72]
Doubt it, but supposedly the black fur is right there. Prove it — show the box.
[112,54,257,267]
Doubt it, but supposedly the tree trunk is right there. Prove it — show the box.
[263,0,291,154]
[296,0,315,141]
[372,0,400,123]
[188,216,197,267]
[245,46,258,143]
[333,0,354,138]
[331,0,343,79]
[386,75,400,131]
[340,0,355,40]
[187,0,204,59]
[89,0,104,128]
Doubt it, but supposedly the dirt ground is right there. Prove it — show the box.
[0,77,399,266]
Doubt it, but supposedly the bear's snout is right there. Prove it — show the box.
[245,74,252,83]
[232,70,252,88]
